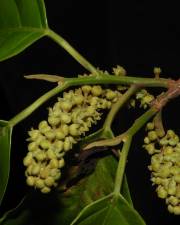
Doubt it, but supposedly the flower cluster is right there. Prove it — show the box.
[23,85,121,193]
[143,122,180,215]
[136,89,154,109]
[127,89,155,109]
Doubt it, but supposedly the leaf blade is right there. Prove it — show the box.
[0,156,134,225]
[121,175,133,206]
[0,120,12,205]
[0,29,46,61]
[0,0,48,61]
[71,194,146,225]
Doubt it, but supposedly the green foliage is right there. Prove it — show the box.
[0,156,132,225]
[70,193,145,225]
[0,0,179,224]
[0,0,48,61]
[0,121,12,204]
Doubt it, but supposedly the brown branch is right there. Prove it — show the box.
[151,79,180,110]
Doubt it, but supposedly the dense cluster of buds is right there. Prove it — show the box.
[127,89,155,109]
[136,89,154,109]
[143,122,180,215]
[23,85,122,193]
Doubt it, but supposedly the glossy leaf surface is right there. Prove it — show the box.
[0,0,48,61]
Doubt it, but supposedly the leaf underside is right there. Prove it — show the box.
[0,0,48,61]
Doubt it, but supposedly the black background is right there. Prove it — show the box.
[0,0,180,225]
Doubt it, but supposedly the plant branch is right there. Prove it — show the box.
[83,107,157,150]
[113,108,157,195]
[65,75,169,88]
[151,78,180,110]
[126,107,157,136]
[46,29,99,76]
[81,85,138,146]
[8,82,69,127]
[153,110,165,137]
[7,74,173,127]
[114,136,132,196]
[83,79,180,150]
[103,85,139,130]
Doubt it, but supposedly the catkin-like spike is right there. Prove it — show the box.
[24,85,122,193]
[143,122,180,215]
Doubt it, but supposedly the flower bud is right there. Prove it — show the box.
[28,129,40,141]
[163,146,173,155]
[38,121,49,131]
[174,206,180,215]
[31,164,40,175]
[148,131,158,141]
[59,158,65,168]
[157,186,168,199]
[60,100,73,112]
[167,130,175,138]
[50,159,59,169]
[144,143,156,154]
[28,142,37,152]
[113,65,126,76]
[40,167,50,179]
[44,130,55,140]
[60,113,71,124]
[106,90,117,100]
[40,140,51,150]
[55,129,65,139]
[35,178,45,189]
[35,151,46,161]
[168,179,176,195]
[23,155,33,166]
[41,187,51,194]
[73,95,84,105]
[26,176,35,186]
[174,174,180,183]
[53,140,64,152]
[167,205,174,214]
[45,177,54,187]
[167,196,179,206]
[144,137,150,144]
[61,124,69,136]
[146,122,154,131]
[47,149,56,159]
[48,116,61,126]
[69,124,80,136]
[81,85,92,94]
[64,137,72,151]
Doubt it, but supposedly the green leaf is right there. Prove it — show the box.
[70,193,146,225]
[121,175,133,206]
[0,120,12,205]
[57,156,119,223]
[55,155,133,224]
[0,0,48,61]
[0,156,133,225]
